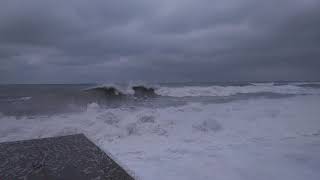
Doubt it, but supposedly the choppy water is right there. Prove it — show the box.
[1,81,319,116]
[1,81,320,180]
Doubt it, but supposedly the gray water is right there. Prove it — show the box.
[0,81,318,116]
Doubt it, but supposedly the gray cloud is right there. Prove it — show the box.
[0,0,320,83]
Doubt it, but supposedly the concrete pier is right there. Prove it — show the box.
[0,134,134,180]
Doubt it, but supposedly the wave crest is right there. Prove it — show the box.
[85,85,158,98]
[156,83,320,97]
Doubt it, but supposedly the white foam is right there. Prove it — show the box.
[250,82,275,86]
[20,96,32,101]
[290,82,320,85]
[156,84,320,97]
[1,95,320,180]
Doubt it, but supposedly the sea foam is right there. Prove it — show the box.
[156,83,320,97]
[1,95,320,180]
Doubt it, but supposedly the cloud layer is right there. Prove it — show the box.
[1,0,320,83]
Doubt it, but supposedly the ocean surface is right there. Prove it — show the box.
[1,82,320,180]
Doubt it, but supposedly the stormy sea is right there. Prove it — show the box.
[1,81,320,180]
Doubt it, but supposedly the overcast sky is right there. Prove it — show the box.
[0,0,319,83]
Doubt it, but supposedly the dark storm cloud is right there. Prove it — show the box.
[0,0,319,83]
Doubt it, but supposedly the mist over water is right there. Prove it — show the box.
[1,81,320,180]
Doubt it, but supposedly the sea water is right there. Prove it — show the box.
[1,82,320,180]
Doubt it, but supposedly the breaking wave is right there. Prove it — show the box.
[156,83,320,97]
[1,82,320,116]
[83,82,320,98]
[84,84,158,97]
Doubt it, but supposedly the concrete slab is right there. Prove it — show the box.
[0,134,134,180]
